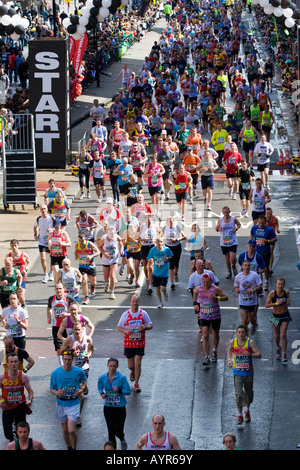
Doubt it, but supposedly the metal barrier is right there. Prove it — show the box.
[2,113,38,210]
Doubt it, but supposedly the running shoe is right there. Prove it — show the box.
[250,324,256,335]
[190,198,193,205]
[82,297,90,305]
[233,193,237,200]
[282,352,288,363]
[104,282,109,292]
[76,418,82,427]
[130,371,135,382]
[226,272,232,279]
[232,266,238,276]
[175,274,179,283]
[163,291,169,301]
[241,208,246,216]
[87,193,91,199]
[119,265,124,276]
[49,271,54,281]
[202,356,210,366]
[237,415,244,425]
[244,212,249,218]
[91,288,96,296]
[244,411,251,423]
[42,273,49,284]
[211,351,218,363]
[207,204,211,211]
[157,302,163,308]
[128,274,134,285]
[121,440,128,450]
[264,280,269,291]
[229,188,233,197]
[182,215,185,222]
[147,285,153,294]
[134,383,141,393]
[170,283,175,290]
[79,193,84,200]
[110,292,116,300]
[98,198,102,203]
[276,345,282,360]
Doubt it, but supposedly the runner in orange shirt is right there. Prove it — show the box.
[183,147,201,204]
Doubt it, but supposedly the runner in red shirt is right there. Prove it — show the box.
[223,142,242,200]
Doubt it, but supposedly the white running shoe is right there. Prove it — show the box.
[79,193,84,200]
[110,291,116,300]
[42,273,49,284]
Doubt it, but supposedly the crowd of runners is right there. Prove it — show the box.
[0,0,294,451]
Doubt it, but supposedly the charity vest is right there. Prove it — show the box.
[232,337,253,376]
[51,294,69,327]
[49,230,67,257]
[197,284,221,320]
[8,251,27,280]
[242,126,255,143]
[50,198,67,223]
[2,370,26,409]
[77,241,95,268]
[123,309,146,348]
[261,110,271,127]
[250,104,260,122]
[145,432,172,450]
[0,268,18,294]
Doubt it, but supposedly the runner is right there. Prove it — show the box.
[249,177,271,225]
[74,233,100,305]
[234,259,262,334]
[33,204,54,284]
[140,215,160,294]
[227,325,261,425]
[7,240,31,308]
[173,162,192,221]
[47,283,75,363]
[1,292,28,349]
[58,258,82,304]
[5,421,46,450]
[74,146,93,200]
[0,257,23,311]
[265,278,291,363]
[98,226,124,300]
[183,147,200,203]
[0,354,33,442]
[49,350,87,450]
[2,335,35,373]
[97,358,131,450]
[60,321,94,424]
[162,216,186,289]
[265,206,280,274]
[135,413,181,450]
[250,214,277,291]
[90,150,106,203]
[75,210,98,244]
[215,206,241,279]
[222,142,242,200]
[254,134,274,189]
[193,273,228,366]
[147,238,173,307]
[237,159,255,217]
[48,218,72,284]
[57,300,95,342]
[239,119,258,169]
[117,295,153,392]
[113,156,133,207]
[199,150,219,211]
[144,154,165,217]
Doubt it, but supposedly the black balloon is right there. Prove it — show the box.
[0,24,5,34]
[109,5,117,13]
[93,0,102,7]
[70,15,79,24]
[67,24,77,34]
[87,16,98,28]
[5,24,15,35]
[112,0,121,7]
[60,12,68,19]
[89,6,99,16]
[271,0,281,6]
[15,24,25,35]
[7,7,16,17]
[0,5,8,16]
[281,0,291,7]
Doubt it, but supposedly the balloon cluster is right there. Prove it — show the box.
[251,0,300,28]
[70,72,84,104]
[0,2,29,41]
[62,0,129,40]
